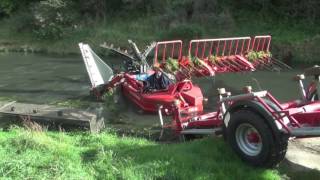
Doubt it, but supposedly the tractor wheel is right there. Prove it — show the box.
[227,109,288,167]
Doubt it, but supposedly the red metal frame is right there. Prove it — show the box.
[153,35,277,78]
[251,35,271,52]
[188,36,251,58]
[154,40,183,65]
[168,89,320,136]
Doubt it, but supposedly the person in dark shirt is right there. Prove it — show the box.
[143,64,172,92]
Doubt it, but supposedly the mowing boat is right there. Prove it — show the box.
[79,43,204,114]
[79,35,291,115]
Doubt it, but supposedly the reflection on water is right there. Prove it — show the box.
[0,53,313,127]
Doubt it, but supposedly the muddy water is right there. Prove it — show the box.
[0,53,88,103]
[0,52,309,128]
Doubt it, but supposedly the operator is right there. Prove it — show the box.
[143,64,173,92]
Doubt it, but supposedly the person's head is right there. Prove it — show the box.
[153,63,162,78]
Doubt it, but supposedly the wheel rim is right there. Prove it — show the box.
[235,123,262,156]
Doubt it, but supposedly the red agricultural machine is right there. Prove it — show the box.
[80,35,290,115]
[159,65,320,167]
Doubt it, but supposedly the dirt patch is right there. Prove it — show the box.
[285,138,320,170]
[278,138,320,180]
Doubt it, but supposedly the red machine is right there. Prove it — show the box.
[154,35,291,79]
[160,66,320,167]
[79,43,204,114]
[79,35,290,114]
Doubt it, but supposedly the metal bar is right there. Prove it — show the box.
[220,91,268,103]
[188,41,193,57]
[267,36,271,51]
[246,39,250,52]
[290,127,320,137]
[195,42,199,57]
[156,40,183,45]
[189,36,251,43]
[256,38,261,51]
[181,128,222,135]
[266,92,284,110]
[235,40,239,55]
[216,41,220,56]
[222,40,226,56]
[162,44,167,63]
[240,39,245,54]
[262,38,266,51]
[209,41,214,56]
[178,42,182,59]
[154,45,159,64]
[201,42,206,59]
[251,37,256,51]
[228,40,233,56]
[158,105,164,127]
[171,43,175,58]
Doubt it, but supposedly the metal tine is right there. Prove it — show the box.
[271,58,292,70]
[234,58,254,71]
[227,58,248,71]
[178,64,193,79]
[209,60,224,71]
[220,58,238,72]
[215,59,235,72]
[223,59,241,72]
[256,59,275,71]
[258,57,286,71]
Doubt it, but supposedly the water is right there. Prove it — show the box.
[0,52,311,128]
[0,53,88,103]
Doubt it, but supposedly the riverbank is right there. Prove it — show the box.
[1,14,320,64]
[0,128,281,179]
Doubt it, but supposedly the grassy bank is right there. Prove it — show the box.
[1,13,320,64]
[0,128,280,179]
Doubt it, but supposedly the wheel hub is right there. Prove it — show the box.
[235,123,262,156]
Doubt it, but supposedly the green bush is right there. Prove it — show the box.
[32,0,79,40]
[0,0,37,17]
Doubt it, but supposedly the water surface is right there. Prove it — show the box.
[0,53,310,127]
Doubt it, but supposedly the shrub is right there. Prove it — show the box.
[32,0,79,40]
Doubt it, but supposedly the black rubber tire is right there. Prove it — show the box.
[226,109,288,168]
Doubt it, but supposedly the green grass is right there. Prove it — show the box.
[0,128,280,179]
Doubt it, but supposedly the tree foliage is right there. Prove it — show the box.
[1,0,320,40]
[32,0,79,40]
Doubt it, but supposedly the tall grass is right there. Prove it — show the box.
[0,128,280,179]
